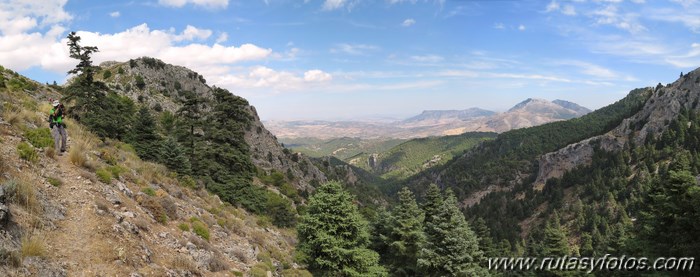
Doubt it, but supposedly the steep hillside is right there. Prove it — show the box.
[347,132,497,181]
[94,58,327,192]
[399,87,651,239]
[0,66,310,276]
[395,68,700,271]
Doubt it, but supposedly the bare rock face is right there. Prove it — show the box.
[245,106,327,191]
[0,186,8,225]
[533,68,700,187]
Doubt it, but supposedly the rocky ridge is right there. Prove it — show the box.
[95,58,327,191]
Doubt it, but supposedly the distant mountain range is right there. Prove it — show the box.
[266,98,591,139]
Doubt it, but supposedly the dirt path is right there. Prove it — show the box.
[42,155,128,276]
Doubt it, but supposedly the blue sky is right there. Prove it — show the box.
[1,0,699,120]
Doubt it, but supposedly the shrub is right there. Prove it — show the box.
[141,187,156,196]
[24,128,53,148]
[171,255,198,273]
[69,139,90,167]
[208,254,229,272]
[135,75,146,90]
[281,269,313,277]
[178,223,190,232]
[138,197,168,224]
[4,178,39,213]
[17,142,38,162]
[20,235,44,258]
[159,197,178,219]
[117,67,125,74]
[46,177,62,187]
[102,70,112,79]
[0,248,22,267]
[108,165,126,179]
[95,168,112,184]
[250,263,272,277]
[192,221,210,241]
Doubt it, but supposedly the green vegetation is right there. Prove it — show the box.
[141,187,156,197]
[192,220,210,241]
[363,132,496,180]
[46,177,63,187]
[24,128,53,148]
[396,88,652,242]
[95,168,112,184]
[178,223,190,232]
[283,137,406,160]
[17,142,38,162]
[297,181,387,276]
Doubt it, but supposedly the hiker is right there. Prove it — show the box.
[49,100,68,155]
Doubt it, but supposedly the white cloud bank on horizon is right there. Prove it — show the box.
[0,0,333,92]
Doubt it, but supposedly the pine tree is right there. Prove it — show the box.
[471,217,496,257]
[131,107,162,161]
[67,31,99,85]
[160,137,191,175]
[297,181,387,276]
[541,211,570,257]
[385,187,425,276]
[639,155,700,260]
[419,188,487,277]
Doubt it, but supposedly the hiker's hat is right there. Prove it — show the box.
[52,100,60,107]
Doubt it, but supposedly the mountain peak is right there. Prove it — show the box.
[507,98,550,112]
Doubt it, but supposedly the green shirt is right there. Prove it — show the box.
[50,108,63,124]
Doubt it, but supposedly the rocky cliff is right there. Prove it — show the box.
[95,58,327,191]
[533,70,700,187]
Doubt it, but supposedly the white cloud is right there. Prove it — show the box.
[323,0,346,10]
[518,24,526,31]
[1,23,271,75]
[330,43,379,55]
[546,1,576,16]
[109,11,121,18]
[214,66,332,91]
[0,0,72,35]
[402,18,416,27]
[304,70,333,82]
[216,32,228,43]
[553,60,637,80]
[158,0,229,8]
[546,1,560,12]
[410,54,444,63]
[173,25,213,41]
[494,23,505,29]
[561,5,577,16]
[591,5,645,33]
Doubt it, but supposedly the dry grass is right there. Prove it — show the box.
[208,254,230,272]
[171,255,199,274]
[20,234,45,258]
[65,119,97,168]
[133,218,150,232]
[95,197,111,213]
[232,248,250,263]
[138,196,167,224]
[5,177,41,214]
[45,147,56,160]
[159,197,178,220]
[0,248,22,267]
